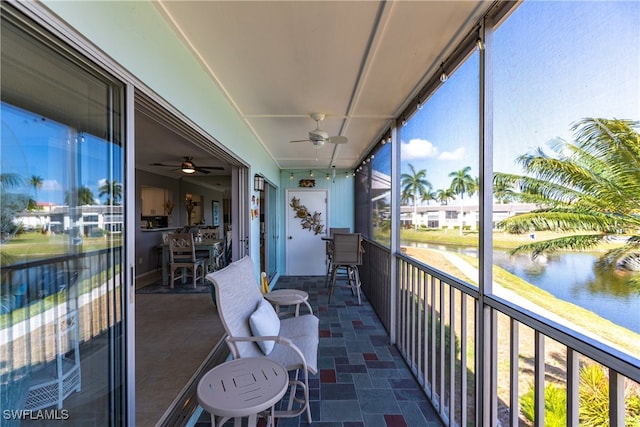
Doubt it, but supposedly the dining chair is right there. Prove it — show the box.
[167,233,208,288]
[198,227,222,272]
[325,227,351,286]
[328,232,363,305]
[199,227,219,242]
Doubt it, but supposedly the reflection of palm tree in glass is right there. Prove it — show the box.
[98,180,122,205]
[1,173,29,261]
[401,164,432,230]
[29,175,43,208]
[65,186,96,206]
[494,118,640,285]
[448,166,475,235]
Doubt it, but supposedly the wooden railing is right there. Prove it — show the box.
[360,239,640,426]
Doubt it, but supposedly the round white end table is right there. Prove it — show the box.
[264,289,312,317]
[197,357,288,427]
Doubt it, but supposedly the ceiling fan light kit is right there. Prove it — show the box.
[181,159,196,174]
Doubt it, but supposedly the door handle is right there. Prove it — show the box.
[288,236,292,239]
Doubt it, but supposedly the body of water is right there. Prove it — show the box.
[402,241,640,334]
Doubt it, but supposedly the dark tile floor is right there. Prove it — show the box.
[196,275,444,427]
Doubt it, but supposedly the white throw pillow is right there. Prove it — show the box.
[249,299,280,355]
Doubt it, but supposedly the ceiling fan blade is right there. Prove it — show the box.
[194,167,211,174]
[151,162,179,167]
[198,165,225,170]
[328,136,348,145]
[289,139,311,143]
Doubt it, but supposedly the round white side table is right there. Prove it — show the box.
[264,289,312,317]
[197,357,288,427]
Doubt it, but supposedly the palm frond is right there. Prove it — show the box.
[509,234,605,258]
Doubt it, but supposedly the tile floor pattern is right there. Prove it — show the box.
[196,275,444,427]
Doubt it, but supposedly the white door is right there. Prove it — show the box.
[286,189,328,275]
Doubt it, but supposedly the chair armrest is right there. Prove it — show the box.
[225,335,308,373]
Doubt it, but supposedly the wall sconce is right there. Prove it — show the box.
[254,174,265,192]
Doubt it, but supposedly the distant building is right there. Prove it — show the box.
[14,205,123,235]
[400,202,539,230]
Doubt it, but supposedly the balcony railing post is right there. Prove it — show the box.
[534,331,545,427]
[609,370,625,427]
[566,348,579,427]
[509,319,520,427]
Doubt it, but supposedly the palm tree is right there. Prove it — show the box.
[401,163,432,230]
[65,186,96,206]
[448,166,475,235]
[400,188,413,206]
[1,173,29,257]
[493,180,517,204]
[98,179,123,205]
[494,118,640,283]
[1,173,23,189]
[436,188,455,205]
[421,190,438,206]
[29,175,43,207]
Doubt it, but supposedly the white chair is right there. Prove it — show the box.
[200,227,220,242]
[207,256,318,423]
[328,233,363,305]
[168,233,208,288]
[25,310,81,410]
[198,228,223,272]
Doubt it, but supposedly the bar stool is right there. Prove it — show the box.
[324,227,350,287]
[328,233,363,305]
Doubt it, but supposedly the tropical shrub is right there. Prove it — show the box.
[520,364,640,426]
[520,383,566,427]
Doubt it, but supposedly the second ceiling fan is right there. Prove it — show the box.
[289,113,348,147]
[152,156,224,174]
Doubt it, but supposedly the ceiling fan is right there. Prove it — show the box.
[151,156,224,175]
[289,113,348,147]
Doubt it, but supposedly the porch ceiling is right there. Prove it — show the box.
[140,1,490,175]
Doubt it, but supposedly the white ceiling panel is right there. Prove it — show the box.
[138,1,492,175]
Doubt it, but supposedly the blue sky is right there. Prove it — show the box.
[2,1,638,206]
[1,102,123,205]
[398,0,640,200]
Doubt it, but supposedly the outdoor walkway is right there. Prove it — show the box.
[195,275,443,427]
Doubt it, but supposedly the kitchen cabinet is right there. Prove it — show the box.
[141,186,169,216]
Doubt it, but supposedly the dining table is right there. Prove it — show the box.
[161,239,223,286]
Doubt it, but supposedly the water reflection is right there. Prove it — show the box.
[402,241,640,333]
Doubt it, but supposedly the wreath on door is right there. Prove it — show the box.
[290,197,324,235]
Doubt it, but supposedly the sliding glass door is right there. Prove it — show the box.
[1,5,127,424]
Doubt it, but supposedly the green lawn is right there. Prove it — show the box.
[399,227,624,251]
[1,232,121,265]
